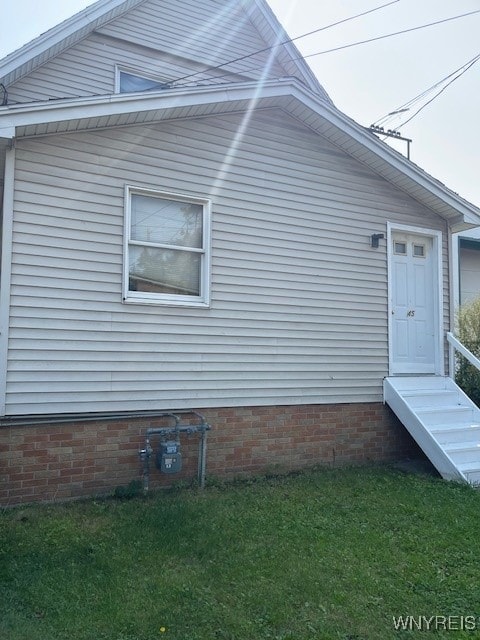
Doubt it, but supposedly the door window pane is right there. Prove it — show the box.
[413,244,425,257]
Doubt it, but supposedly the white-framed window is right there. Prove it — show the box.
[116,67,170,93]
[123,186,211,307]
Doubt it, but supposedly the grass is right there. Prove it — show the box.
[1,464,480,640]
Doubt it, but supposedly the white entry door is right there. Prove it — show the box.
[389,231,440,374]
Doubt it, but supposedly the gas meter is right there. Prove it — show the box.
[156,440,182,474]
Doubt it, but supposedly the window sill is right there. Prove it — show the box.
[122,296,210,309]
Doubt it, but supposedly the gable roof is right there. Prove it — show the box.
[1,77,479,232]
[0,0,332,102]
[0,2,478,232]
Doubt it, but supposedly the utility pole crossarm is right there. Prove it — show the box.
[368,125,412,159]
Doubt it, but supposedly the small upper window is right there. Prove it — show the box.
[118,70,170,93]
[394,241,407,255]
[124,187,211,307]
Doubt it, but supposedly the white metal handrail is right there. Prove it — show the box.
[447,331,480,379]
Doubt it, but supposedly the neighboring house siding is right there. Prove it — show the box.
[7,109,447,415]
[5,0,286,104]
[459,242,480,304]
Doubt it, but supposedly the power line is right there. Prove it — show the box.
[171,0,401,86]
[276,0,401,49]
[374,52,480,128]
[395,54,480,129]
[299,9,480,60]
[369,51,480,157]
[173,7,480,90]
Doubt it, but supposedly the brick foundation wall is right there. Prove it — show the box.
[0,402,421,506]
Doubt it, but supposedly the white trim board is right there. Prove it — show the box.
[0,147,15,416]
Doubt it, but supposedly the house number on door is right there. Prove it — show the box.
[407,310,415,317]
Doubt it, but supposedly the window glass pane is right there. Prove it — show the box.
[131,195,203,248]
[129,245,201,296]
[394,241,407,255]
[413,244,425,257]
[119,71,168,93]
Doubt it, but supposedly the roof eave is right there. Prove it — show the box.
[1,78,478,228]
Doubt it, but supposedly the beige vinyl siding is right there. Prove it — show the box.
[6,35,244,104]
[97,0,285,77]
[6,0,285,104]
[7,109,447,415]
[5,35,114,102]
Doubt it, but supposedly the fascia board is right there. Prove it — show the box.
[0,126,15,140]
[457,227,480,240]
[0,80,293,127]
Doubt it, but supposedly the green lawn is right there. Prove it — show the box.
[1,465,480,640]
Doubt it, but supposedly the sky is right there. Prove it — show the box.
[1,0,479,207]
